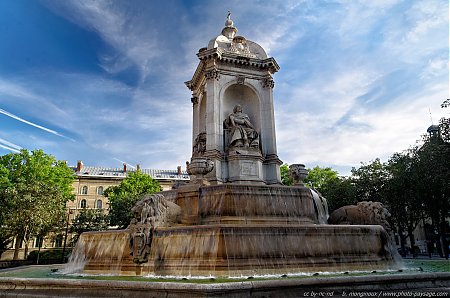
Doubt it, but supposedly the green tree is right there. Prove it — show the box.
[105,170,161,229]
[304,166,356,213]
[385,150,425,256]
[416,133,450,258]
[0,164,13,258]
[0,149,74,259]
[350,158,388,203]
[439,99,449,142]
[69,208,110,243]
[304,166,338,189]
[321,176,357,213]
[280,164,293,186]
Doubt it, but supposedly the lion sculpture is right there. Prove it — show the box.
[328,201,391,233]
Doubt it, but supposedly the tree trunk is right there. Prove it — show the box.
[398,226,406,257]
[36,239,42,265]
[24,240,29,260]
[408,225,416,258]
[13,235,23,260]
[23,227,30,260]
[440,214,449,260]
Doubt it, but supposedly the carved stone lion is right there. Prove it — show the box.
[328,201,391,233]
[127,194,182,264]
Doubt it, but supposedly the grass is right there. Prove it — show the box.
[0,258,448,284]
[404,259,450,273]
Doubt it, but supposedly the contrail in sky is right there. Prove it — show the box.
[0,137,21,153]
[113,157,136,168]
[0,108,75,141]
[0,144,20,153]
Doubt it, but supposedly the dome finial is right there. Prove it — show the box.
[225,10,233,27]
[222,10,237,39]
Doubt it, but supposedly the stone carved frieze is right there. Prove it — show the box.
[191,96,199,105]
[204,69,220,81]
[261,77,275,89]
[192,132,206,156]
[223,104,260,150]
[236,75,245,85]
[228,36,256,58]
[128,194,181,264]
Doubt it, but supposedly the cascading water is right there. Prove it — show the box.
[63,183,402,277]
[63,184,402,277]
[310,189,329,224]
[62,231,129,275]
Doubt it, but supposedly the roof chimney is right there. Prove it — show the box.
[136,164,141,172]
[76,160,83,172]
[177,165,182,176]
[123,163,127,173]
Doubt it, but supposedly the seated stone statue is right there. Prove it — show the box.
[223,104,259,148]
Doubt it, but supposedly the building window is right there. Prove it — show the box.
[96,200,103,209]
[34,236,43,248]
[80,199,87,208]
[81,186,88,195]
[97,186,104,195]
[54,235,63,248]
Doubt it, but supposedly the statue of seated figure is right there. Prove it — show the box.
[223,104,259,149]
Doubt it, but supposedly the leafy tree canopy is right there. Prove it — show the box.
[280,164,293,186]
[439,98,449,142]
[304,166,338,190]
[105,170,161,228]
[350,158,388,203]
[69,208,109,243]
[0,149,74,259]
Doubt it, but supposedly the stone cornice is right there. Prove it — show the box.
[184,61,206,91]
[263,154,283,165]
[197,48,280,73]
[186,48,279,94]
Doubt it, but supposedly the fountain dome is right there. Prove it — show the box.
[207,13,268,59]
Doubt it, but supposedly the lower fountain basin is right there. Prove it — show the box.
[70,223,398,277]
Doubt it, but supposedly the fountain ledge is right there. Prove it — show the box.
[0,272,449,297]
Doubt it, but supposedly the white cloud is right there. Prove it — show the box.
[277,79,447,175]
[2,0,447,175]
[0,79,69,118]
[44,0,161,81]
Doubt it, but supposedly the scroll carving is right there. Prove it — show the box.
[204,69,220,80]
[261,77,275,89]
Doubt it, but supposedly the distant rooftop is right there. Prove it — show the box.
[71,164,190,181]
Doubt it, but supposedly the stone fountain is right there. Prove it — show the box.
[65,14,400,277]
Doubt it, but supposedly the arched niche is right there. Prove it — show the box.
[221,84,261,134]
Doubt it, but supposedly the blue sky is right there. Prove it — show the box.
[0,0,448,175]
